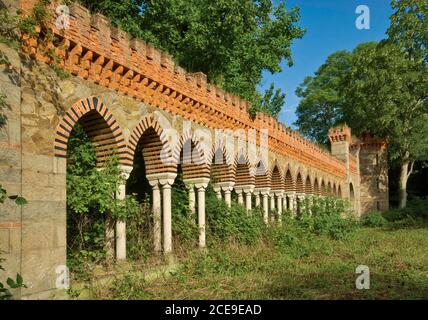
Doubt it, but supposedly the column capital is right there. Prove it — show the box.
[118,165,133,181]
[273,190,284,197]
[254,187,270,195]
[213,181,235,192]
[184,178,210,190]
[235,184,255,194]
[147,173,177,187]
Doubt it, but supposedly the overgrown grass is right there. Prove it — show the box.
[95,222,428,300]
[90,197,428,300]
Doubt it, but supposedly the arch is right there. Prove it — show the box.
[270,162,284,191]
[305,175,313,194]
[254,158,270,189]
[127,115,175,175]
[338,184,343,198]
[234,152,255,187]
[209,141,234,184]
[327,181,333,196]
[313,178,320,195]
[54,96,126,166]
[284,168,295,192]
[320,179,327,196]
[172,130,211,180]
[296,172,304,194]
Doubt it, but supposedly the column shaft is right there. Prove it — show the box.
[198,187,206,248]
[153,184,162,253]
[162,184,172,254]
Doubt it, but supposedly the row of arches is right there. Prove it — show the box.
[55,97,345,194]
[58,97,348,259]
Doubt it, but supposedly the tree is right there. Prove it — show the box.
[249,83,285,119]
[78,0,305,117]
[294,51,352,144]
[295,41,427,208]
[387,0,428,63]
[342,42,427,208]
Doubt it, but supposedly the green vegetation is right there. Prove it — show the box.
[0,186,27,300]
[92,199,428,300]
[295,0,428,208]
[78,0,304,118]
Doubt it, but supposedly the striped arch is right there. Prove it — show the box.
[172,130,210,180]
[305,175,313,194]
[54,96,126,166]
[254,158,270,189]
[234,151,255,187]
[295,171,304,194]
[209,140,234,184]
[337,184,343,198]
[126,115,175,175]
[327,181,333,195]
[284,167,295,192]
[270,162,284,191]
[313,178,320,195]
[333,183,338,197]
[320,179,327,196]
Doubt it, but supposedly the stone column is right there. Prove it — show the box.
[276,192,283,223]
[270,194,275,222]
[213,186,222,200]
[188,184,196,215]
[224,189,232,207]
[196,182,209,249]
[187,178,210,249]
[219,182,235,208]
[148,179,162,253]
[116,165,133,261]
[287,192,296,216]
[245,190,252,211]
[255,192,261,208]
[155,173,177,255]
[237,190,244,205]
[262,192,269,224]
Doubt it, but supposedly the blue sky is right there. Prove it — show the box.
[259,0,394,128]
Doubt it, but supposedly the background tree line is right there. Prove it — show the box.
[295,0,427,208]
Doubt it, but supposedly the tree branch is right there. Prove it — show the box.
[407,160,415,180]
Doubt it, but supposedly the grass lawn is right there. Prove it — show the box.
[94,224,428,300]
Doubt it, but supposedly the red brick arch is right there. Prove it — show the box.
[54,96,126,166]
[234,151,255,187]
[305,175,313,194]
[254,158,270,189]
[208,140,235,184]
[284,167,295,192]
[172,130,211,180]
[126,115,175,175]
[270,162,284,191]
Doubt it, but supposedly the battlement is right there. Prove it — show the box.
[328,125,352,144]
[20,0,347,177]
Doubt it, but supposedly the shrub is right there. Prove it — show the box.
[362,211,388,227]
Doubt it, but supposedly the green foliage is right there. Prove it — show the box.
[205,185,266,246]
[78,0,304,116]
[66,123,140,272]
[0,93,8,129]
[296,196,358,240]
[294,51,352,144]
[0,255,26,300]
[387,0,428,63]
[249,83,286,119]
[362,211,389,227]
[0,6,20,48]
[0,186,27,300]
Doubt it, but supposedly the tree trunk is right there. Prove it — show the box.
[398,159,413,209]
[398,161,408,209]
